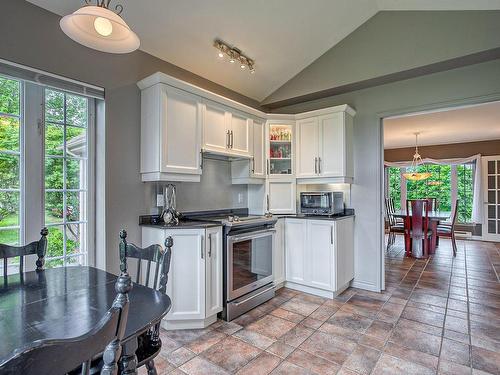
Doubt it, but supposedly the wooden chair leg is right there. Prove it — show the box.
[451,233,457,257]
[404,234,411,257]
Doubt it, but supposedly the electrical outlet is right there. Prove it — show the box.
[238,192,244,204]
[156,194,164,207]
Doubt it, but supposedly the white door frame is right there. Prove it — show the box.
[378,93,500,290]
[482,155,500,242]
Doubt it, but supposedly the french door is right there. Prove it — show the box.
[0,74,94,274]
[483,155,500,242]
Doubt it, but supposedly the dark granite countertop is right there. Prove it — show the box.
[139,215,221,229]
[276,209,355,221]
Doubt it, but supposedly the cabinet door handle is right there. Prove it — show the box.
[200,150,203,170]
[318,157,322,174]
[266,194,270,212]
[230,130,234,148]
[331,226,334,245]
[267,159,270,175]
[314,157,318,174]
[226,130,230,148]
[208,233,212,258]
[251,157,255,174]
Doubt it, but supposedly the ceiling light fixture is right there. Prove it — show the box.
[402,132,432,181]
[214,40,255,74]
[60,0,140,54]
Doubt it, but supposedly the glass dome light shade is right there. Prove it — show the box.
[60,5,140,54]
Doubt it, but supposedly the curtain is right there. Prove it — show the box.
[384,154,483,224]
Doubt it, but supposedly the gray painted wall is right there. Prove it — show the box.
[149,159,248,214]
[263,11,500,105]
[272,59,500,291]
[0,0,256,274]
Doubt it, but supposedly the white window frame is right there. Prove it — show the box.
[42,87,95,267]
[0,76,24,248]
[1,76,96,272]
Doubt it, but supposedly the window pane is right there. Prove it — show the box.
[66,224,85,256]
[0,191,19,227]
[66,158,85,190]
[0,116,20,151]
[457,164,474,223]
[66,191,84,222]
[66,94,87,127]
[45,123,64,156]
[45,89,64,123]
[388,167,401,210]
[45,191,63,224]
[46,225,65,260]
[45,257,64,269]
[66,126,87,158]
[66,255,85,266]
[0,77,20,115]
[488,205,496,219]
[45,158,64,189]
[0,153,19,188]
[0,228,19,246]
[406,164,451,212]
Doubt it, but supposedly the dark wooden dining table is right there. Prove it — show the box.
[0,266,171,373]
[392,210,451,255]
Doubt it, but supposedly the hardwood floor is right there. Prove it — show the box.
[143,237,500,374]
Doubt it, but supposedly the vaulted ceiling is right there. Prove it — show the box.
[27,0,500,103]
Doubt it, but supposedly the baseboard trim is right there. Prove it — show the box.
[351,279,380,292]
[161,314,217,330]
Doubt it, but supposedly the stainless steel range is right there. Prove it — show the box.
[190,211,277,321]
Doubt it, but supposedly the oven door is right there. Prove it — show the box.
[227,229,275,301]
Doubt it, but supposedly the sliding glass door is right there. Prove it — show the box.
[0,74,94,274]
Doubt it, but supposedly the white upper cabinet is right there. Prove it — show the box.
[140,83,202,182]
[230,111,251,157]
[202,100,251,157]
[296,105,355,183]
[267,179,296,214]
[202,100,229,155]
[297,118,319,178]
[251,119,265,178]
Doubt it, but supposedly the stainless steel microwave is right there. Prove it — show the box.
[300,191,344,215]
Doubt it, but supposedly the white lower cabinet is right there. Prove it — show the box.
[273,218,286,286]
[284,217,354,298]
[142,226,223,330]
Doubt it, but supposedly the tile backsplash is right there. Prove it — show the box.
[147,158,248,214]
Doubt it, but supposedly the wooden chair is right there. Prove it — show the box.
[426,197,439,212]
[437,200,459,257]
[0,248,132,375]
[119,230,172,375]
[0,227,48,278]
[405,199,432,258]
[385,198,404,249]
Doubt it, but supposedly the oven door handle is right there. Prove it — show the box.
[228,229,276,243]
[233,285,275,307]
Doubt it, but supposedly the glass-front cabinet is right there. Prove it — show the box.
[267,122,294,177]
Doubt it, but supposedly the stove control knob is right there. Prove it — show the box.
[234,215,240,222]
[228,215,234,222]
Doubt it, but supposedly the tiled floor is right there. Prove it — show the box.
[143,237,500,375]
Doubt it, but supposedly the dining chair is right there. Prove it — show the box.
[385,198,404,249]
[437,200,459,257]
[119,229,172,375]
[426,197,439,212]
[0,252,132,375]
[405,199,432,258]
[0,227,48,278]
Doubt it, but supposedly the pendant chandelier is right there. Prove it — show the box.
[60,0,140,54]
[402,132,432,181]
